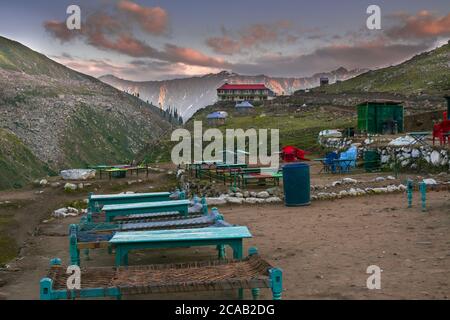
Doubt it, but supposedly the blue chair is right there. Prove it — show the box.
[338,146,357,173]
[324,152,339,173]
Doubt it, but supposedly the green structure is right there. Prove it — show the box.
[357,101,404,134]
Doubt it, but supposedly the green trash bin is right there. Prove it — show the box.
[282,163,310,206]
[364,150,380,172]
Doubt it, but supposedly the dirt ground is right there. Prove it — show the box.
[0,166,449,300]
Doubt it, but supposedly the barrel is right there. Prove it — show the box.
[282,163,310,206]
[364,150,380,172]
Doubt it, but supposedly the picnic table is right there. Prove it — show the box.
[110,226,252,266]
[408,131,432,146]
[88,192,174,213]
[102,200,190,222]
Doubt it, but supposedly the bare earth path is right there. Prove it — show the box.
[1,189,448,300]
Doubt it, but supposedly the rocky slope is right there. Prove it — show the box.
[99,68,365,120]
[0,36,173,188]
[316,42,450,95]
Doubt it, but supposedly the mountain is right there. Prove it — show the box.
[0,36,173,188]
[317,42,450,95]
[99,68,365,120]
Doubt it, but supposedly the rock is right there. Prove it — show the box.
[387,176,396,180]
[50,182,61,188]
[39,179,48,186]
[422,178,437,185]
[331,180,342,187]
[60,169,96,180]
[64,183,77,191]
[374,177,386,182]
[205,197,227,206]
[78,183,84,189]
[342,178,357,184]
[244,197,259,204]
[411,149,420,158]
[398,184,407,191]
[257,191,270,199]
[266,187,281,196]
[381,155,390,164]
[243,191,250,198]
[52,207,79,218]
[226,197,244,204]
[250,192,257,197]
[235,192,244,198]
[430,150,441,165]
[265,197,282,203]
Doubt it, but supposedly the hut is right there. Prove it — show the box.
[235,101,254,114]
[357,100,404,134]
[206,111,228,125]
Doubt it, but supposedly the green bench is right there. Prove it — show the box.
[110,226,252,266]
[88,191,180,213]
[101,200,191,222]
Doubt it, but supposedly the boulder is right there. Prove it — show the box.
[342,178,357,184]
[422,178,437,185]
[265,197,282,203]
[226,197,244,204]
[430,151,441,166]
[64,183,77,191]
[257,191,270,199]
[205,197,227,206]
[60,169,96,180]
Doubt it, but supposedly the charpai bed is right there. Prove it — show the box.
[40,249,283,300]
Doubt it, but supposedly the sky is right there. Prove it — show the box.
[0,0,449,81]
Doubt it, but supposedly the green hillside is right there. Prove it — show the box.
[0,129,52,189]
[0,36,173,189]
[318,43,450,95]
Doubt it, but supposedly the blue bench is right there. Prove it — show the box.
[100,200,191,222]
[69,208,231,266]
[110,226,252,267]
[88,191,184,213]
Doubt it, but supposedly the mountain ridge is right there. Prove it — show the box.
[99,68,366,120]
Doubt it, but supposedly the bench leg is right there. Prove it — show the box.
[217,245,226,259]
[115,247,128,266]
[269,268,283,300]
[251,288,260,300]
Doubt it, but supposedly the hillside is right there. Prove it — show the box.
[317,42,450,95]
[0,36,173,189]
[99,68,365,120]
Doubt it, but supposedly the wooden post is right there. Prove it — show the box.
[407,179,413,208]
[269,268,283,300]
[419,182,427,212]
[69,224,80,266]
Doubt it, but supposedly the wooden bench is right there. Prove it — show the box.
[40,249,283,300]
[88,191,182,213]
[110,226,252,267]
[101,200,191,222]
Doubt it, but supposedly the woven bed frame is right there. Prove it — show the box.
[70,208,231,266]
[40,249,282,300]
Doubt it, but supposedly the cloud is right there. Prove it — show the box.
[206,20,297,55]
[117,0,168,35]
[233,41,430,77]
[43,20,81,42]
[43,2,227,69]
[386,10,450,39]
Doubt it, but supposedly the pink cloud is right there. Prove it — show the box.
[117,0,168,35]
[206,21,296,55]
[43,20,81,42]
[386,11,450,39]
